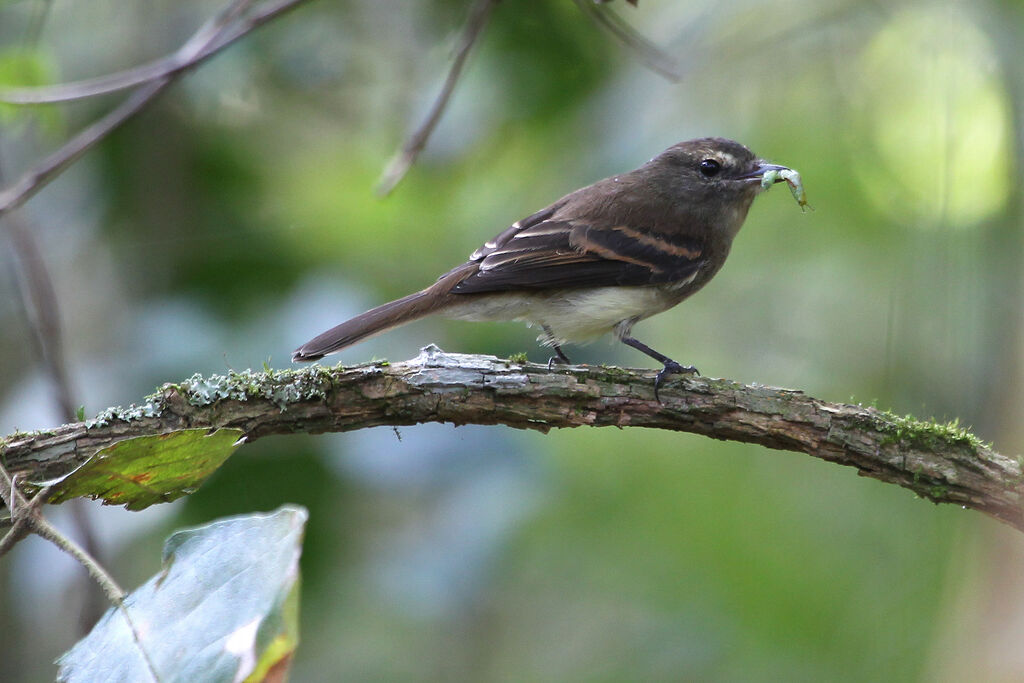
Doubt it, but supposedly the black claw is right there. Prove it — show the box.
[618,335,699,401]
[653,361,699,402]
[546,336,572,370]
[547,353,570,370]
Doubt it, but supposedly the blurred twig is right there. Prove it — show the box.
[0,0,313,638]
[0,200,108,632]
[0,461,162,681]
[376,0,501,196]
[0,466,56,558]
[0,0,311,105]
[375,0,679,196]
[572,0,681,81]
[0,0,263,547]
[2,349,1021,532]
[4,211,76,420]
[3,0,110,632]
[0,0,314,219]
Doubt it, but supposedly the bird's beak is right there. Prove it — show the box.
[739,162,791,183]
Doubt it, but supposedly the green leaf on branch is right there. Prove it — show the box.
[57,505,306,683]
[44,428,245,510]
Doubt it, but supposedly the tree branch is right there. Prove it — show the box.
[2,141,111,633]
[0,0,312,105]
[572,0,682,82]
[2,347,1021,531]
[0,0,313,219]
[375,0,500,196]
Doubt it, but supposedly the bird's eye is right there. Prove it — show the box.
[699,158,721,177]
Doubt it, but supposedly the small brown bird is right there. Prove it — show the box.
[293,137,795,397]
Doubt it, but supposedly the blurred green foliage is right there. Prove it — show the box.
[1,0,1022,681]
[0,48,56,124]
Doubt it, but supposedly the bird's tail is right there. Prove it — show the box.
[292,288,451,361]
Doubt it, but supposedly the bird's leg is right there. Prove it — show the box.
[620,336,699,400]
[543,325,572,369]
[548,344,572,369]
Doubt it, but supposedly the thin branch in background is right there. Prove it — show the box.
[32,515,164,683]
[0,0,302,532]
[0,468,51,559]
[185,0,260,51]
[5,209,114,633]
[5,212,76,420]
[0,58,173,105]
[0,0,312,642]
[1,0,78,424]
[0,200,108,631]
[573,0,682,82]
[0,0,313,105]
[0,79,165,219]
[0,474,116,602]
[3,0,107,633]
[0,473,36,558]
[375,0,501,196]
[0,0,314,218]
[0,0,240,623]
[0,463,162,681]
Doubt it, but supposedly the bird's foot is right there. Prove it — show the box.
[654,361,699,402]
[547,354,571,370]
[546,341,572,370]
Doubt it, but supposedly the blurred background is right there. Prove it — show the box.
[1,0,1022,680]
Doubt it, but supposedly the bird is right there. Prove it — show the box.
[292,137,795,399]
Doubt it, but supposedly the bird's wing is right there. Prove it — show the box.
[468,205,561,261]
[451,216,706,294]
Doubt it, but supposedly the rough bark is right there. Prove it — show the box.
[2,346,1022,531]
